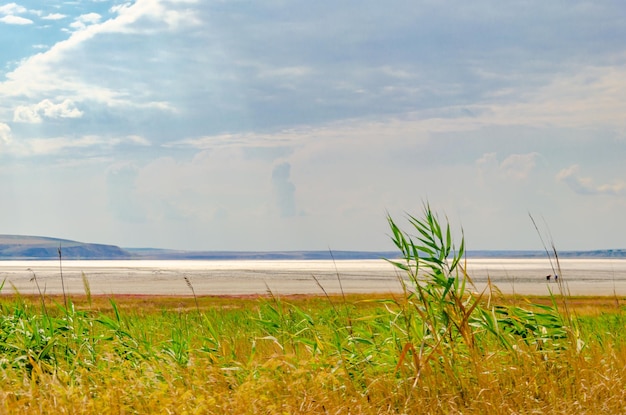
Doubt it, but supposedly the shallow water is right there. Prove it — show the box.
[0,258,625,296]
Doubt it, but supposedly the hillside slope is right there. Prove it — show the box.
[0,235,132,259]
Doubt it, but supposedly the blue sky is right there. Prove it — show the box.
[1,0,625,251]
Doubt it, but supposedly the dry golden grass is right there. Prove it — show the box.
[0,293,624,414]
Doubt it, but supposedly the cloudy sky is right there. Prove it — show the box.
[1,1,625,252]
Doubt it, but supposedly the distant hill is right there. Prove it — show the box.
[1,234,625,260]
[0,235,132,259]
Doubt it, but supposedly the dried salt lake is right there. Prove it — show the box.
[0,258,626,296]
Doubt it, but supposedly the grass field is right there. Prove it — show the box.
[0,292,624,414]
[0,207,624,414]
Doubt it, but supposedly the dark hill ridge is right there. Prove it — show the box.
[1,235,625,260]
[0,235,131,259]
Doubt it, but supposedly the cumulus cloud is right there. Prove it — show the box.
[557,165,626,196]
[69,13,101,31]
[0,2,32,24]
[476,152,540,180]
[500,153,540,180]
[42,13,66,21]
[109,0,202,32]
[13,99,83,123]
[0,123,12,144]
[0,0,203,125]
[271,162,297,218]
[0,3,27,15]
[0,15,32,24]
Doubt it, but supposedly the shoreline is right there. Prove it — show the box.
[1,258,626,297]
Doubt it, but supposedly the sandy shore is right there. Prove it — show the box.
[0,258,625,297]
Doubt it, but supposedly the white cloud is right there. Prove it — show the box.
[42,13,66,21]
[476,65,626,133]
[500,153,540,180]
[475,152,541,183]
[0,15,32,24]
[69,12,101,30]
[13,99,83,123]
[126,135,151,146]
[108,0,201,33]
[0,123,11,144]
[0,0,202,119]
[40,99,83,119]
[0,3,27,15]
[130,147,273,224]
[12,106,39,123]
[167,131,300,150]
[0,3,32,25]
[26,135,104,155]
[557,165,626,196]
[6,133,150,156]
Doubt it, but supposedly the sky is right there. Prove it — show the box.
[1,1,626,252]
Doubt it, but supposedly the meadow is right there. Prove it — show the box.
[0,207,625,414]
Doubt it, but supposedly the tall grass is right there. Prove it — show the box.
[0,207,623,413]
